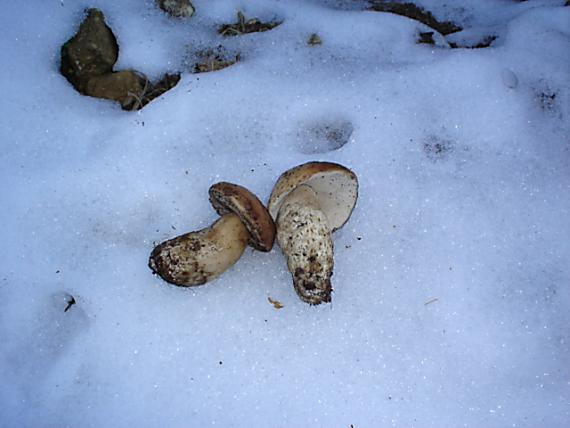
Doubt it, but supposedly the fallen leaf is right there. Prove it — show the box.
[268,297,284,309]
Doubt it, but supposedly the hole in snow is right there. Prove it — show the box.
[296,116,354,154]
[533,82,558,113]
[422,135,455,161]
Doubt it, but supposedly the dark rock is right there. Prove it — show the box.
[85,71,146,110]
[84,70,181,111]
[60,9,181,110]
[60,9,119,92]
[85,71,181,111]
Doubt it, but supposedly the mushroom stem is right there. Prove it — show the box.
[276,184,334,304]
[149,213,249,286]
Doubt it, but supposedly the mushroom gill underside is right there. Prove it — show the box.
[276,191,334,305]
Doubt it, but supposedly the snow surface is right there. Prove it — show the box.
[1,0,570,427]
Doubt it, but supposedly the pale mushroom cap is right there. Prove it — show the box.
[209,182,276,252]
[268,162,358,231]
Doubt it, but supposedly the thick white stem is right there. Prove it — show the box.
[276,185,334,304]
[149,213,248,286]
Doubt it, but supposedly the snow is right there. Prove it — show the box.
[1,0,570,426]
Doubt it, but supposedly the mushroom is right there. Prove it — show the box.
[149,182,275,287]
[268,162,358,305]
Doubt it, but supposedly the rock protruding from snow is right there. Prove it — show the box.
[60,8,180,110]
[60,8,118,93]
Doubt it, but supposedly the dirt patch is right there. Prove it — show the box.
[218,11,282,37]
[297,117,354,154]
[536,87,557,112]
[191,46,240,73]
[423,136,455,161]
[369,1,461,35]
[60,8,180,110]
[157,0,195,18]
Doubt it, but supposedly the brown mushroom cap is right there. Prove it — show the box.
[209,182,276,252]
[268,161,359,231]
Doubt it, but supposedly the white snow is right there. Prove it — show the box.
[1,0,570,427]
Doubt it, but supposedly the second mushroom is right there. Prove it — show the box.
[268,162,358,305]
[149,182,275,286]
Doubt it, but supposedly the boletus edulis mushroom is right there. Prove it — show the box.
[268,162,358,305]
[149,182,275,286]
